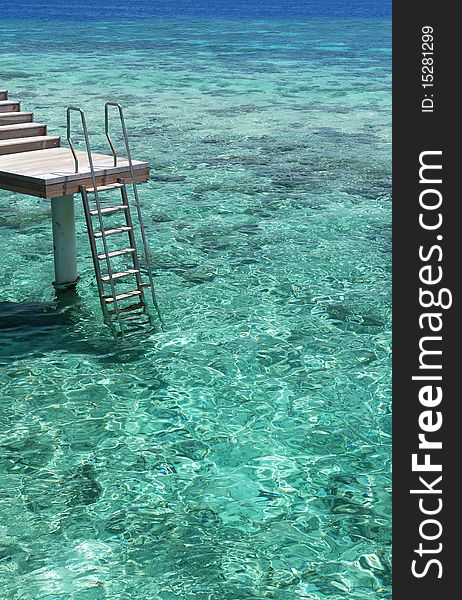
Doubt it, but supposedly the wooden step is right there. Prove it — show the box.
[120,313,150,323]
[0,100,20,113]
[87,182,124,193]
[0,136,60,156]
[0,91,7,101]
[90,205,128,216]
[104,290,142,303]
[120,323,143,332]
[0,123,47,141]
[97,247,136,260]
[94,226,131,238]
[102,268,140,282]
[108,302,144,316]
[119,320,151,333]
[0,112,34,125]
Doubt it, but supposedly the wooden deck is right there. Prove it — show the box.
[0,90,150,199]
[0,147,150,198]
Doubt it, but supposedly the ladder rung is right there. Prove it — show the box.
[97,247,135,260]
[121,314,150,324]
[90,205,128,216]
[87,183,124,193]
[104,290,142,303]
[121,314,150,323]
[94,226,131,238]
[108,301,144,315]
[101,268,140,282]
[121,322,151,333]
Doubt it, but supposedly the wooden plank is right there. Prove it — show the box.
[0,176,47,198]
[87,182,124,193]
[0,166,149,198]
[0,112,34,125]
[0,146,150,198]
[98,248,136,260]
[0,123,47,140]
[104,290,141,303]
[0,100,20,113]
[101,268,139,281]
[0,136,60,156]
[0,148,148,179]
[90,205,129,216]
[0,91,8,101]
[0,159,149,187]
[48,168,149,198]
[94,226,132,238]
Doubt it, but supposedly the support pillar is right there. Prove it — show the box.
[51,194,79,290]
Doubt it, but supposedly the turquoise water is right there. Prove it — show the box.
[0,18,391,599]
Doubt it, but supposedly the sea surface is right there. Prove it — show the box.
[0,9,391,600]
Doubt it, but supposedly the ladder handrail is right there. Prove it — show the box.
[105,105,118,167]
[66,106,121,325]
[66,107,81,174]
[104,101,163,325]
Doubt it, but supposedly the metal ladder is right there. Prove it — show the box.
[67,104,162,336]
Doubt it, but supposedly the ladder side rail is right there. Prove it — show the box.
[81,186,111,322]
[119,182,148,308]
[105,102,163,324]
[67,106,121,323]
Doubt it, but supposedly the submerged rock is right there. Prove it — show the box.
[67,464,102,507]
[1,71,35,79]
[181,265,218,283]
